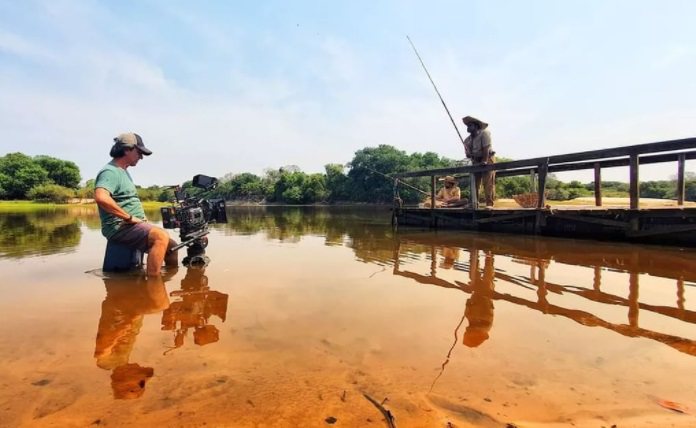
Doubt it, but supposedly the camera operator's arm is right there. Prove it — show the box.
[95,188,142,224]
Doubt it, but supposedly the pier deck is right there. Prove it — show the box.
[391,137,696,247]
[394,205,696,247]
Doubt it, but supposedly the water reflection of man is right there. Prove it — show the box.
[463,251,495,347]
[94,274,170,399]
[161,266,229,352]
[439,246,460,270]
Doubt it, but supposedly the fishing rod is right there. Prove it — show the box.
[407,35,467,147]
[363,166,431,196]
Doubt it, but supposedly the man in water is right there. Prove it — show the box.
[94,133,178,276]
[462,116,496,207]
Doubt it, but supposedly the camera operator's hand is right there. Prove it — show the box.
[124,214,144,225]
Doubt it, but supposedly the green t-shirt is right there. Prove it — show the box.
[95,161,146,238]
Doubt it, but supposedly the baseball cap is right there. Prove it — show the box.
[114,133,152,156]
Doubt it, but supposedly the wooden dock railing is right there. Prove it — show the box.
[393,137,696,209]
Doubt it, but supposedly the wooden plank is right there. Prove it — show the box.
[430,176,436,209]
[394,138,696,178]
[551,213,629,229]
[469,170,479,210]
[627,223,696,238]
[474,211,538,224]
[529,169,536,192]
[493,150,696,179]
[537,160,549,208]
[677,153,686,206]
[594,162,602,207]
[630,154,639,210]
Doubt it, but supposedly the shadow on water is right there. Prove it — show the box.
[93,266,228,399]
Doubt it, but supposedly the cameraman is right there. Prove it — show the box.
[94,133,178,276]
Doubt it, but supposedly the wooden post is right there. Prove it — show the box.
[430,175,436,210]
[594,162,602,207]
[469,171,478,210]
[469,248,479,281]
[536,160,548,208]
[529,168,536,192]
[677,153,686,206]
[629,154,639,210]
[628,272,639,327]
[430,246,437,277]
[593,266,601,292]
[677,277,685,313]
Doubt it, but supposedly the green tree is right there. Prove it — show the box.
[346,145,415,203]
[302,173,327,203]
[77,179,96,199]
[496,176,532,198]
[324,163,349,202]
[27,184,76,203]
[0,153,50,199]
[216,173,266,201]
[274,168,307,204]
[33,155,81,188]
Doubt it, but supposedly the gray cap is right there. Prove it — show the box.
[114,133,152,156]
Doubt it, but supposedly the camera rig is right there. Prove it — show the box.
[160,174,227,266]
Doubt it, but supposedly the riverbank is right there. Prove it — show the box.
[2,197,694,212]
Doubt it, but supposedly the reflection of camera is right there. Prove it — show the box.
[160,174,228,265]
[161,266,229,352]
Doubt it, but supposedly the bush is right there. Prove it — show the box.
[27,184,76,203]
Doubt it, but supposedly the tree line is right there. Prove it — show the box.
[2,147,695,204]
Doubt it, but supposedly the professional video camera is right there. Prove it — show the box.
[160,174,227,266]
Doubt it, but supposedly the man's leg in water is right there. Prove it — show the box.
[147,227,178,276]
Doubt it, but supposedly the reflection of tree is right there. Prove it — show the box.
[0,210,81,258]
[217,206,397,262]
[94,275,170,399]
[161,266,229,352]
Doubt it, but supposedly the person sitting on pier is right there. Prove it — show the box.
[422,176,467,208]
[462,115,496,207]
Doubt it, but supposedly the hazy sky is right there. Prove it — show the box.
[1,0,695,185]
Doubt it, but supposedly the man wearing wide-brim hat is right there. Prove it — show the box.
[422,175,468,208]
[462,116,496,207]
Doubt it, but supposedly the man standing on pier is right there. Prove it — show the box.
[462,116,496,207]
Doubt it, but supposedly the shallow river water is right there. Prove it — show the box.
[0,206,695,427]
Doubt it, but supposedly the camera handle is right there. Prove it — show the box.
[168,230,210,267]
[169,230,209,252]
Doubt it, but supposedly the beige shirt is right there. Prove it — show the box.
[464,129,493,161]
[437,186,461,202]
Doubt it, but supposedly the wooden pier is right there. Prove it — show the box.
[392,138,696,247]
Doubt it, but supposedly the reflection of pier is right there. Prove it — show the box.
[391,233,696,357]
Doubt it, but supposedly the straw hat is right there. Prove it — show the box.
[462,116,488,129]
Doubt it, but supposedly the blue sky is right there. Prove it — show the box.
[1,0,695,185]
